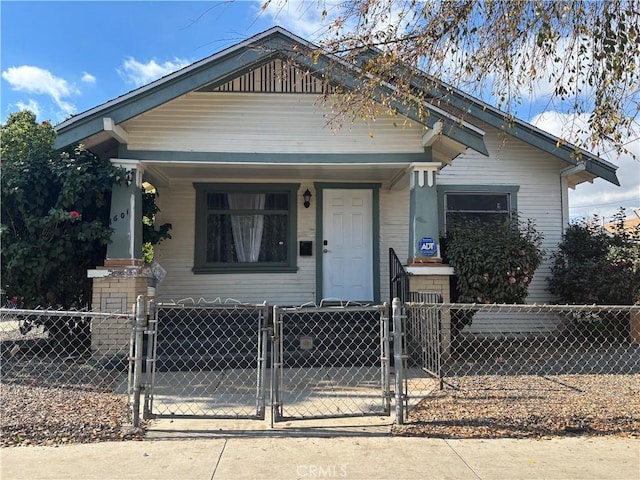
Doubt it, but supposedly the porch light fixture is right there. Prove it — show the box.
[303,189,312,208]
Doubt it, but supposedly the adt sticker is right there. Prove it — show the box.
[418,237,438,256]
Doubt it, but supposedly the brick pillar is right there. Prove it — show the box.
[407,265,454,358]
[88,261,151,357]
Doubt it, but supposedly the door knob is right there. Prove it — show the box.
[323,248,330,253]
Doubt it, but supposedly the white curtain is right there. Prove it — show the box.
[227,193,265,263]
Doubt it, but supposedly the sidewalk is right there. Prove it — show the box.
[2,418,639,480]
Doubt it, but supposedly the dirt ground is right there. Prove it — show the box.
[393,374,640,439]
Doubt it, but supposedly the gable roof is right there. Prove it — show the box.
[418,78,620,186]
[354,46,619,186]
[54,26,618,186]
[55,27,487,158]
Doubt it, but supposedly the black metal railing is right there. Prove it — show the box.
[389,248,410,306]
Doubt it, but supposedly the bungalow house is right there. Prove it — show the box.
[54,27,619,317]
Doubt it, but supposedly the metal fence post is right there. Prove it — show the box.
[256,303,269,420]
[271,305,282,427]
[143,297,156,419]
[131,295,146,428]
[392,297,405,424]
[381,303,391,413]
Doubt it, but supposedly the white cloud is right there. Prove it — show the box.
[532,111,640,222]
[81,72,96,84]
[1,65,77,115]
[516,36,592,103]
[255,0,339,40]
[258,0,409,45]
[118,57,191,87]
[15,99,41,118]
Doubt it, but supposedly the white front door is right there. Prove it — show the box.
[322,189,373,301]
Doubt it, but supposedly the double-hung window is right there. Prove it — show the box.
[438,185,519,233]
[193,183,299,273]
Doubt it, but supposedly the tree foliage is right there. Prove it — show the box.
[548,209,640,305]
[266,0,639,156]
[1,111,120,308]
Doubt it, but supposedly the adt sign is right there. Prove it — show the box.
[418,237,438,257]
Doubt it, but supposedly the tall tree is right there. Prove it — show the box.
[265,0,639,156]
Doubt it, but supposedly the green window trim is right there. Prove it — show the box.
[193,182,300,274]
[436,185,520,234]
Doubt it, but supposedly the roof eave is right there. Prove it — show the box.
[55,27,488,157]
[55,28,297,149]
[400,72,620,185]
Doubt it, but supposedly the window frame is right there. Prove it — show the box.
[437,185,519,234]
[193,182,300,274]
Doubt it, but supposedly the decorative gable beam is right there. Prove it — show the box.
[422,121,443,147]
[103,118,129,144]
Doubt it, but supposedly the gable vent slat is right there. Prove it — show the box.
[212,59,333,94]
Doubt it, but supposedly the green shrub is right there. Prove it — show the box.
[1,111,172,308]
[548,209,640,305]
[443,214,545,304]
[142,190,172,264]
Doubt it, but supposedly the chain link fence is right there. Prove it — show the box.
[5,298,638,437]
[395,301,640,430]
[272,303,391,422]
[1,307,134,393]
[143,299,270,419]
[1,306,136,445]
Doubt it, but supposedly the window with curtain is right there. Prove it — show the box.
[193,183,299,273]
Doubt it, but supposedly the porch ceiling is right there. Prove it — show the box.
[142,161,414,189]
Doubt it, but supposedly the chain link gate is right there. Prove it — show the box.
[142,300,270,419]
[272,304,391,422]
[407,293,444,386]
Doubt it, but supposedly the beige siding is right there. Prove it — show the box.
[151,128,565,305]
[380,187,410,303]
[124,93,425,154]
[153,180,408,305]
[438,126,567,303]
[140,98,568,306]
[154,179,315,305]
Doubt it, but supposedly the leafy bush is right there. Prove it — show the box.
[443,214,545,304]
[548,209,640,305]
[1,111,120,309]
[142,190,172,264]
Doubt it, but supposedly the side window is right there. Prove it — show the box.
[444,192,511,232]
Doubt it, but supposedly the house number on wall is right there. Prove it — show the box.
[110,208,130,224]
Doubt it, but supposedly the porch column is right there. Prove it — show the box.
[407,158,455,358]
[106,160,143,263]
[408,160,442,263]
[88,159,150,358]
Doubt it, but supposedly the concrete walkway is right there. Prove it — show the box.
[2,417,639,480]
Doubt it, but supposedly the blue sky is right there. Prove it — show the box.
[1,1,638,222]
